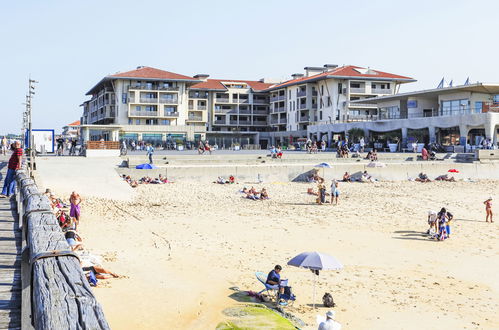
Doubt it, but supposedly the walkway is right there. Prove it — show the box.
[0,161,22,329]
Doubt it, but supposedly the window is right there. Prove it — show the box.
[145,119,158,125]
[350,83,361,88]
[145,106,156,112]
[161,119,170,125]
[371,83,376,89]
[474,101,483,114]
[128,119,133,125]
[387,83,391,89]
[165,106,176,113]
[146,82,152,89]
[319,112,323,120]
[338,83,342,94]
[136,119,141,125]
[289,102,291,110]
[494,95,499,103]
[379,106,400,119]
[327,97,331,107]
[122,93,127,104]
[288,90,291,98]
[320,99,324,108]
[441,99,469,115]
[350,97,360,101]
[135,106,141,111]
[321,85,324,95]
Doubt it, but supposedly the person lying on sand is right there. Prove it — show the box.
[83,265,119,279]
[415,172,431,182]
[435,174,456,182]
[361,171,376,183]
[260,188,269,200]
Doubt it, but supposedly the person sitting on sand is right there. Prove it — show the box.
[318,310,342,330]
[421,146,429,161]
[260,188,269,200]
[317,182,327,204]
[215,176,227,184]
[65,229,83,251]
[415,172,431,182]
[342,172,351,182]
[370,149,378,161]
[229,175,235,184]
[361,171,375,183]
[435,174,456,182]
[266,265,285,295]
[276,147,283,159]
[307,187,318,196]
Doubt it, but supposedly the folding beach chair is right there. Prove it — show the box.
[255,271,278,302]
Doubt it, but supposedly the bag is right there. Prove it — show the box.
[323,292,335,307]
[87,271,98,287]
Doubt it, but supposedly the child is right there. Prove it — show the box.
[436,208,448,241]
[427,210,437,235]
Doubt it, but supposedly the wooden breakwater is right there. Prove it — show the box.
[15,166,110,330]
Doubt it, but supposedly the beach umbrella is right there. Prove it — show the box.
[135,163,157,169]
[287,252,343,308]
[448,169,459,173]
[314,163,332,178]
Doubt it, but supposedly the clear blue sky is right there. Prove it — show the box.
[1,0,497,135]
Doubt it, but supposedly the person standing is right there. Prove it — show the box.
[484,197,493,223]
[1,136,7,156]
[146,144,154,164]
[330,180,340,205]
[0,142,23,198]
[359,137,365,153]
[69,191,82,226]
[321,140,326,152]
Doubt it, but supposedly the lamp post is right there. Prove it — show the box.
[25,78,38,173]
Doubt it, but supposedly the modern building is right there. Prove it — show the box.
[265,65,415,146]
[308,83,499,150]
[61,120,80,139]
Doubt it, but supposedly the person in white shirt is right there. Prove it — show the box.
[318,310,341,330]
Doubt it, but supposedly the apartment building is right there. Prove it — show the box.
[81,66,205,143]
[266,65,415,146]
[80,64,415,148]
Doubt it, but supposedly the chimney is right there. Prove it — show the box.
[291,73,304,80]
[324,64,338,71]
[193,74,209,81]
[304,66,325,77]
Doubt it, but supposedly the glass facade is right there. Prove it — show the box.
[440,99,469,115]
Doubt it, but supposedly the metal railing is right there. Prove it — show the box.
[253,98,268,104]
[272,107,285,113]
[349,88,366,94]
[238,98,249,103]
[164,112,179,117]
[139,97,158,103]
[189,93,208,99]
[129,111,159,117]
[214,108,234,114]
[253,109,268,114]
[279,118,287,124]
[239,109,251,114]
[214,120,226,124]
[159,98,178,104]
[297,90,307,97]
[129,85,179,91]
[299,103,307,109]
[215,98,230,103]
[371,88,392,94]
[197,105,207,110]
[347,102,378,108]
[187,116,203,121]
[270,95,285,102]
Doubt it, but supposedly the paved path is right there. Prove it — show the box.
[0,162,22,329]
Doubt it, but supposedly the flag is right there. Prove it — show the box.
[437,78,444,88]
[464,77,470,85]
[448,80,453,87]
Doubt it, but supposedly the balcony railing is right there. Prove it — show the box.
[188,105,194,110]
[140,97,158,103]
[129,85,179,91]
[347,102,378,108]
[299,103,307,109]
[197,105,207,110]
[129,111,159,117]
[312,104,318,109]
[214,120,226,124]
[187,115,203,121]
[270,95,285,102]
[272,107,285,113]
[371,88,392,94]
[349,88,366,94]
[253,121,267,125]
[189,93,208,99]
[298,116,309,123]
[253,98,268,104]
[270,118,279,124]
[297,90,307,97]
[279,118,287,124]
[238,120,251,125]
[214,108,234,114]
[164,112,179,117]
[239,109,251,114]
[253,109,268,114]
[159,98,178,104]
[215,98,230,103]
[312,91,318,96]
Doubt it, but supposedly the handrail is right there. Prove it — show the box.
[15,167,110,329]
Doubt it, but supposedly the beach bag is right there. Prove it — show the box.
[280,286,296,301]
[323,292,336,307]
[87,271,98,287]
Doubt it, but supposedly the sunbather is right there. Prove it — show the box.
[415,172,431,182]
[260,188,269,199]
[342,172,351,182]
[435,174,455,182]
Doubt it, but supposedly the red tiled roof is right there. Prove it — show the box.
[68,120,80,127]
[110,66,197,81]
[268,65,414,90]
[190,79,273,91]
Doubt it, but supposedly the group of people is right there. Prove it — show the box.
[269,146,283,159]
[121,174,172,187]
[198,141,213,155]
[56,137,79,156]
[308,178,340,205]
[45,189,118,284]
[241,186,270,200]
[415,173,456,182]
[427,208,454,241]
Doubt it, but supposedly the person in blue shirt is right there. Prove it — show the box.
[266,265,284,294]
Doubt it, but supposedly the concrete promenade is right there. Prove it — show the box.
[0,159,22,329]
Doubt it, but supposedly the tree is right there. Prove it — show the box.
[347,128,364,142]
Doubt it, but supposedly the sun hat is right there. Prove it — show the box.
[326,311,335,319]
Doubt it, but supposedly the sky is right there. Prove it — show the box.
[1,0,498,135]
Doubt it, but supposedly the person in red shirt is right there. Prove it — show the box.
[0,141,22,198]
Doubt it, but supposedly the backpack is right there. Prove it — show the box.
[323,292,335,307]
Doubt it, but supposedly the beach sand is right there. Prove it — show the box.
[70,179,499,329]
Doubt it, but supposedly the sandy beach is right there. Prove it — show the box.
[64,177,499,329]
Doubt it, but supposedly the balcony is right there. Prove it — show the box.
[253,121,267,126]
[187,115,203,121]
[279,117,287,124]
[130,110,159,117]
[270,95,285,102]
[215,98,230,103]
[197,105,207,110]
[189,93,208,99]
[238,98,249,104]
[297,90,307,97]
[298,103,307,109]
[270,118,279,124]
[214,108,234,114]
[371,88,392,94]
[312,91,318,96]
[347,102,377,108]
[129,85,179,91]
[272,107,285,113]
[159,98,178,104]
[239,109,251,114]
[238,120,251,125]
[298,116,309,123]
[253,109,268,115]
[312,104,318,109]
[253,98,268,104]
[214,120,226,125]
[164,112,179,117]
[349,88,366,94]
[140,97,158,103]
